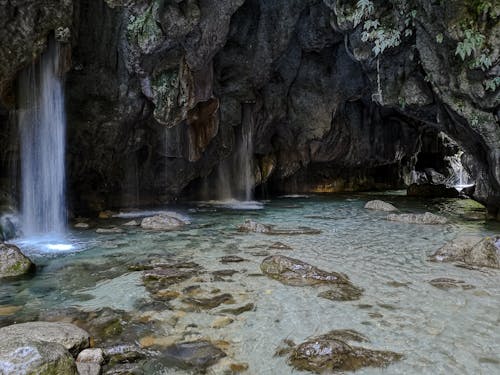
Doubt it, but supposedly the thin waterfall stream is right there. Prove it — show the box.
[18,39,67,237]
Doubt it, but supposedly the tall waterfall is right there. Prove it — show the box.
[18,39,67,235]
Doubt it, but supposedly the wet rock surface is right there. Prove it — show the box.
[0,338,77,375]
[261,255,350,287]
[0,243,34,278]
[281,330,402,373]
[364,200,398,212]
[0,321,90,356]
[431,236,500,269]
[387,212,448,225]
[161,340,226,371]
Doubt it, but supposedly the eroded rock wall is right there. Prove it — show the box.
[0,0,498,214]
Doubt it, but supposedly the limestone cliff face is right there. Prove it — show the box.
[0,0,498,214]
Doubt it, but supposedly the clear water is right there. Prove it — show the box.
[18,38,67,236]
[2,194,499,374]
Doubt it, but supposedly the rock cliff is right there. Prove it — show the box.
[0,0,498,215]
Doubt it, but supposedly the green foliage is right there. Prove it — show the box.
[362,25,402,56]
[455,28,485,60]
[484,77,500,91]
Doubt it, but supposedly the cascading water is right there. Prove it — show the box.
[18,39,67,236]
[445,151,474,191]
[236,103,254,201]
[211,103,259,208]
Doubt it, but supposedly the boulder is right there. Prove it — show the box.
[0,243,34,278]
[431,236,500,269]
[288,333,402,373]
[387,212,448,225]
[364,200,398,212]
[0,338,77,375]
[260,255,349,286]
[407,183,459,198]
[141,213,188,230]
[162,340,226,371]
[0,322,90,356]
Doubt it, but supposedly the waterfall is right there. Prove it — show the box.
[445,151,473,191]
[18,39,67,235]
[214,103,255,202]
[237,103,254,201]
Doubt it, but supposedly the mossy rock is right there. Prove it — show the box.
[0,243,34,278]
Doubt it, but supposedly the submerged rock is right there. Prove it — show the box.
[318,283,364,301]
[218,303,255,315]
[142,262,201,294]
[269,242,293,250]
[238,219,272,233]
[162,340,226,370]
[238,220,321,235]
[0,243,34,278]
[0,321,90,356]
[141,213,189,230]
[182,293,235,310]
[260,255,349,287]
[364,200,398,212]
[431,236,500,268]
[95,227,124,234]
[429,278,475,290]
[284,331,402,373]
[220,255,246,263]
[387,212,448,225]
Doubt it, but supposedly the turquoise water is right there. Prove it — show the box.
[2,194,499,374]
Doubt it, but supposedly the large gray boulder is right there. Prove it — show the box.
[0,338,77,375]
[0,243,34,278]
[431,236,500,269]
[0,322,90,356]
